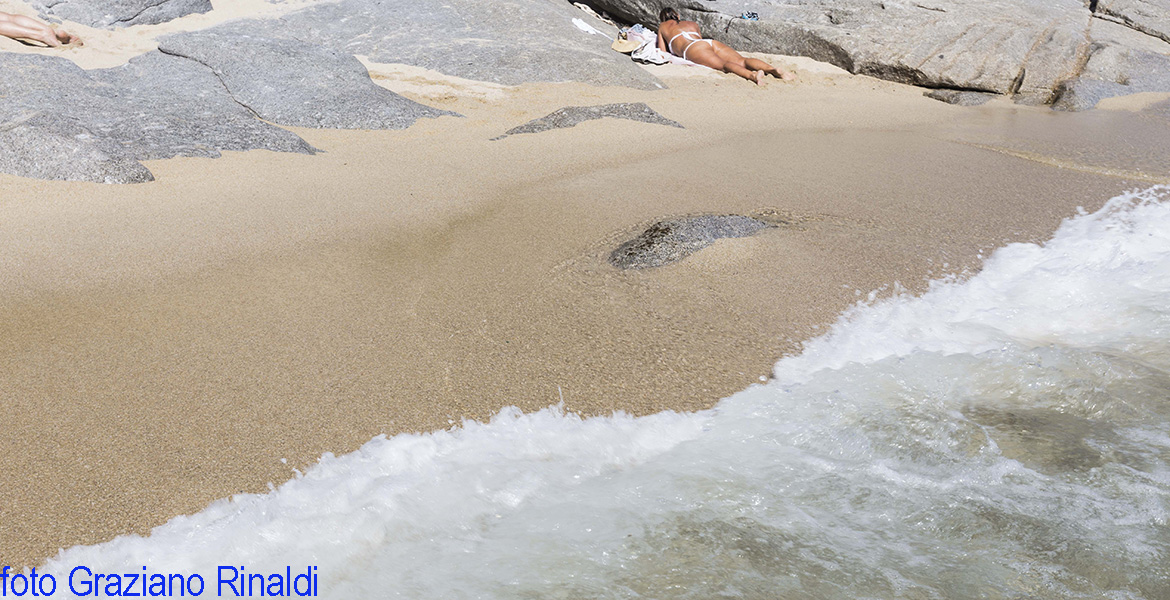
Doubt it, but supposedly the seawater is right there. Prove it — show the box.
[43,187,1170,599]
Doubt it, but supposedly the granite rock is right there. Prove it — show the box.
[251,0,663,89]
[494,102,682,139]
[1052,44,1170,109]
[158,29,458,129]
[610,215,771,269]
[0,51,313,182]
[30,0,212,28]
[0,111,153,183]
[1094,0,1170,44]
[924,90,997,106]
[584,0,1170,106]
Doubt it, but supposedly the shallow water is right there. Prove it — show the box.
[43,187,1170,599]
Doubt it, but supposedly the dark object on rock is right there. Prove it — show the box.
[924,89,996,106]
[29,0,212,28]
[495,103,682,140]
[609,215,771,269]
[0,51,314,183]
[159,29,458,129]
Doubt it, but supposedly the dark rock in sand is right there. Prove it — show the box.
[29,0,212,28]
[494,102,682,140]
[924,90,997,106]
[158,30,458,129]
[609,215,771,269]
[242,0,663,89]
[586,0,1170,107]
[0,51,313,183]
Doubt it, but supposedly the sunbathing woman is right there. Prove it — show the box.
[0,12,81,47]
[656,7,792,85]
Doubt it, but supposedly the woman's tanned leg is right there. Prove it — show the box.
[0,13,80,47]
[688,43,762,84]
[745,57,796,81]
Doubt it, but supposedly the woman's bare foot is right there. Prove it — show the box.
[767,67,797,81]
[55,28,81,46]
[753,69,764,85]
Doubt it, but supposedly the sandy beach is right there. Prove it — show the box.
[2,2,1170,569]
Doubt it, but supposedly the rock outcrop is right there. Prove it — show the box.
[584,0,1170,108]
[245,0,663,90]
[610,215,771,269]
[1,0,668,182]
[158,30,457,129]
[0,51,317,183]
[1095,0,1170,44]
[29,0,212,28]
[494,103,682,140]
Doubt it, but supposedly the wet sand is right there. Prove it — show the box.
[2,48,1169,566]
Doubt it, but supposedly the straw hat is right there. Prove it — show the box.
[611,36,643,54]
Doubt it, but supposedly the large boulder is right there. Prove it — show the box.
[0,51,314,182]
[29,0,212,28]
[0,0,664,183]
[158,29,457,129]
[0,111,153,184]
[584,0,1170,107]
[252,0,663,89]
[1052,16,1170,109]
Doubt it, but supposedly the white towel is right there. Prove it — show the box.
[572,18,612,41]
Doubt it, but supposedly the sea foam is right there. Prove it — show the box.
[43,187,1170,599]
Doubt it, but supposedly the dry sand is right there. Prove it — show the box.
[2,15,1169,566]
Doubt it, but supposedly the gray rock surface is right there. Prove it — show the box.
[585,0,1170,107]
[1052,44,1170,109]
[609,215,771,269]
[494,102,682,140]
[30,0,212,28]
[0,51,313,183]
[924,90,997,106]
[251,0,663,89]
[158,29,457,129]
[1095,0,1170,44]
[1,0,661,183]
[0,111,153,184]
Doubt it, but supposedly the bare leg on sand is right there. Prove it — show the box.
[0,12,82,47]
[686,42,764,85]
[716,43,796,82]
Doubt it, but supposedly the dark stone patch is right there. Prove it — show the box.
[924,89,997,106]
[158,29,459,129]
[29,0,212,28]
[609,215,771,269]
[494,103,682,140]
